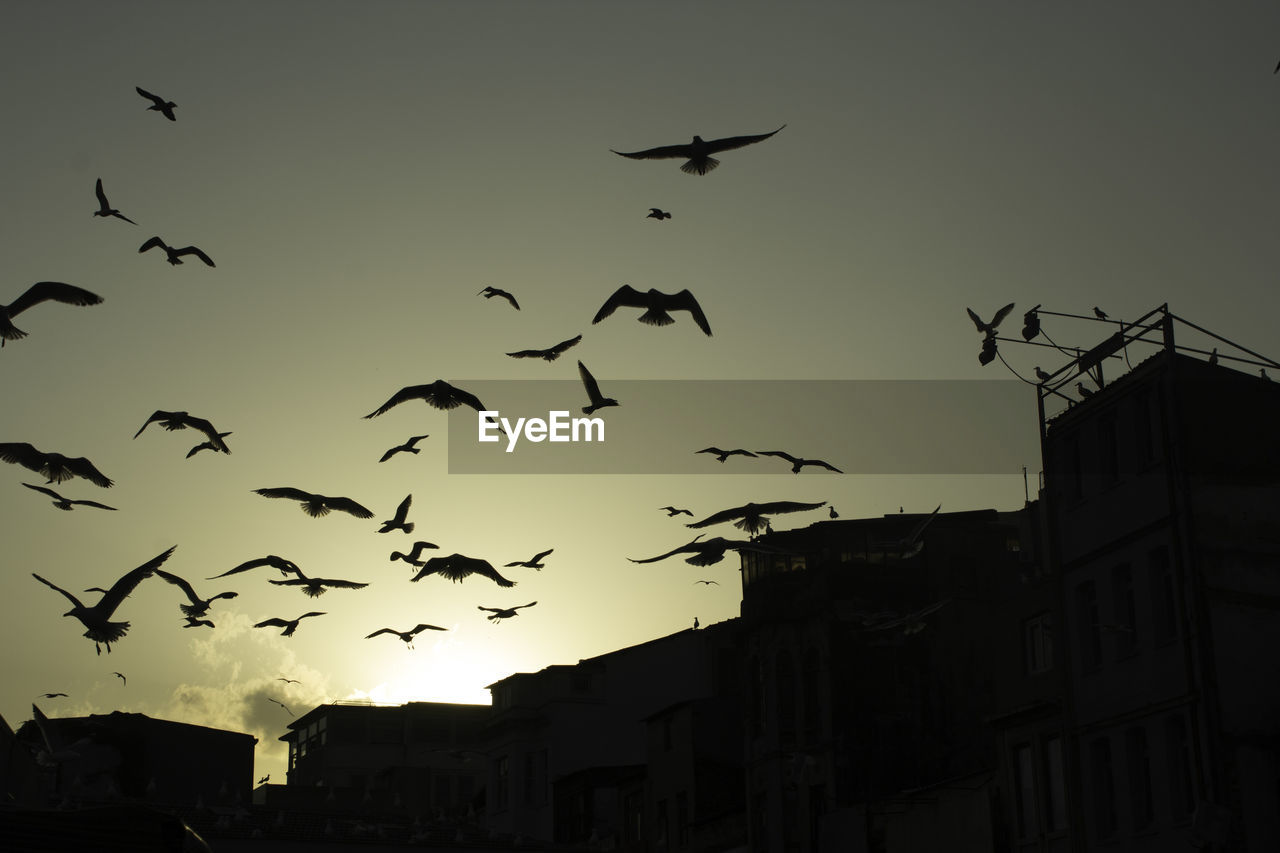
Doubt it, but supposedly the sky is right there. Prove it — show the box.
[4,1,1279,782]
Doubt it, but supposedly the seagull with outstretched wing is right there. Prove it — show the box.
[660,506,693,517]
[0,443,113,487]
[208,554,301,580]
[269,567,368,598]
[646,208,671,220]
[253,487,374,519]
[630,535,793,567]
[412,554,516,588]
[478,602,537,623]
[390,541,440,567]
[578,361,619,416]
[696,447,757,463]
[612,125,786,175]
[687,500,827,536]
[479,286,520,310]
[154,568,237,618]
[365,623,448,647]
[22,483,117,511]
[592,285,712,336]
[93,179,137,225]
[379,434,429,462]
[505,548,553,570]
[756,450,843,474]
[135,86,176,120]
[1,282,103,346]
[254,612,326,637]
[134,410,231,454]
[139,236,215,267]
[364,380,487,419]
[965,303,1015,336]
[378,494,414,534]
[506,335,583,362]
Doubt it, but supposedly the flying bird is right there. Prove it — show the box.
[756,450,843,474]
[21,483,117,511]
[1,281,104,346]
[505,548,554,569]
[364,380,487,419]
[276,678,300,685]
[479,286,520,310]
[134,410,231,454]
[139,236,215,267]
[30,703,89,766]
[187,432,233,458]
[379,434,429,462]
[1,443,113,488]
[696,447,757,463]
[694,580,719,585]
[592,285,712,336]
[687,500,827,536]
[647,208,671,220]
[872,504,941,560]
[92,179,137,225]
[965,304,1015,336]
[577,360,619,415]
[32,545,174,655]
[269,567,369,598]
[254,612,326,637]
[135,86,176,120]
[506,334,583,362]
[611,125,786,175]
[208,554,301,580]
[253,487,374,519]
[378,494,414,534]
[39,693,68,699]
[113,672,126,686]
[1093,306,1108,320]
[181,616,214,628]
[412,554,516,587]
[258,775,270,786]
[365,624,448,647]
[390,541,440,566]
[153,568,237,618]
[478,602,537,622]
[630,535,792,567]
[266,698,293,716]
[660,506,693,517]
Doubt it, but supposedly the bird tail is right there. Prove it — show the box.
[179,603,204,617]
[0,316,28,342]
[638,308,675,327]
[682,157,719,175]
[402,522,415,534]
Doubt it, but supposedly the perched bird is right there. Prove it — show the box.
[694,580,719,586]
[478,602,537,622]
[153,568,237,617]
[390,541,440,567]
[22,483,117,512]
[92,179,137,225]
[611,125,786,175]
[660,506,693,517]
[965,304,1015,336]
[379,434,429,462]
[39,693,68,699]
[208,555,300,580]
[1093,306,1108,320]
[113,672,126,686]
[696,447,757,463]
[378,494,414,534]
[266,698,292,716]
[1077,382,1095,399]
[181,616,214,628]
[578,360,619,415]
[630,535,792,567]
[592,285,712,336]
[1,281,104,346]
[254,612,326,637]
[186,432,232,458]
[505,548,554,569]
[479,286,520,310]
[693,617,699,630]
[756,450,843,474]
[365,623,448,647]
[364,380,487,418]
[687,500,827,536]
[32,545,174,655]
[134,410,231,454]
[647,208,671,220]
[258,775,270,786]
[506,334,583,362]
[276,678,300,685]
[269,568,369,598]
[135,86,177,120]
[139,236,215,267]
[829,507,839,519]
[1034,366,1052,383]
[1208,348,1219,366]
[412,554,516,587]
[253,487,374,519]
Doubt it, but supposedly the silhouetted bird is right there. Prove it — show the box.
[379,494,414,534]
[505,548,553,569]
[390,541,440,566]
[661,506,693,516]
[154,568,237,617]
[32,545,173,655]
[506,335,583,362]
[364,380,487,418]
[479,286,520,310]
[365,624,447,647]
[592,285,712,336]
[630,535,791,567]
[379,434,429,462]
[187,432,232,458]
[1208,348,1219,366]
[92,179,137,225]
[113,672,126,686]
[1093,306,1108,320]
[134,410,231,453]
[478,602,537,622]
[266,698,292,716]
[39,693,68,699]
[965,303,1015,336]
[30,703,88,766]
[1022,305,1041,340]
[1034,366,1052,383]
[688,500,827,536]
[694,580,719,585]
[647,208,671,220]
[872,504,941,559]
[135,86,176,120]
[1262,368,1271,381]
[258,775,270,786]
[253,487,374,518]
[696,447,757,463]
[208,555,300,580]
[829,507,838,518]
[611,125,785,175]
[0,443,113,487]
[276,678,300,685]
[22,483,117,511]
[139,237,215,267]
[578,361,619,415]
[411,554,516,587]
[254,612,326,637]
[1,281,103,346]
[693,617,699,629]
[1077,382,1095,399]
[269,568,368,598]
[757,450,843,474]
[182,616,214,628]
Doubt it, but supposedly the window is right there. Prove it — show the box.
[1063,434,1083,501]
[1149,547,1178,644]
[494,755,509,811]
[655,797,668,850]
[676,791,689,848]
[1024,612,1053,674]
[1090,736,1118,839]
[1111,564,1137,657]
[623,791,643,843]
[1076,581,1103,670]
[1166,716,1194,819]
[1043,735,1067,832]
[777,650,796,744]
[1125,727,1153,829]
[571,671,592,693]
[1133,391,1156,465]
[523,749,547,806]
[1013,743,1036,837]
[1099,413,1119,483]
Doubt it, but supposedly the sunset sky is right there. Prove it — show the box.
[4,1,1279,781]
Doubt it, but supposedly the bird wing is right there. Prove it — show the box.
[506,348,547,359]
[298,612,326,619]
[704,125,786,153]
[514,602,537,611]
[498,291,520,310]
[183,416,230,452]
[411,623,448,633]
[364,628,397,639]
[63,456,113,488]
[805,459,843,473]
[133,410,173,439]
[423,554,515,587]
[32,573,85,610]
[327,496,374,518]
[531,548,554,563]
[315,579,369,590]
[577,361,604,402]
[0,443,42,469]
[392,494,412,522]
[629,538,706,563]
[254,618,291,629]
[551,335,583,355]
[174,247,215,267]
[476,606,503,614]
[153,568,200,605]
[135,86,162,105]
[905,504,943,545]
[757,450,801,465]
[665,290,712,336]
[94,178,109,208]
[441,382,486,412]
[111,212,138,226]
[22,483,62,500]
[965,307,985,332]
[365,385,431,417]
[989,302,1015,330]
[610,142,695,160]
[754,500,828,515]
[96,546,176,618]
[254,487,313,503]
[7,282,105,317]
[138,236,167,254]
[592,285,647,324]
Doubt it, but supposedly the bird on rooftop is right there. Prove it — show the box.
[1035,366,1052,383]
[965,303,1015,336]
[577,360,619,416]
[135,86,176,120]
[269,568,368,598]
[378,494,414,534]
[479,286,520,310]
[757,450,843,474]
[478,602,537,623]
[21,483,117,512]
[153,568,237,618]
[365,623,448,647]
[208,555,301,580]
[134,410,231,454]
[829,507,839,518]
[1077,382,1095,399]
[505,548,553,569]
[647,208,671,220]
[506,334,583,362]
[32,546,174,655]
[687,500,827,536]
[1093,306,1108,320]
[379,434,429,462]
[186,432,232,458]
[1,281,104,347]
[113,672,126,686]
[92,179,137,225]
[254,612,326,637]
[364,380,488,419]
[253,487,374,519]
[266,698,293,716]
[661,506,694,517]
[611,125,786,175]
[1208,348,1219,366]
[139,236,215,267]
[693,617,699,629]
[412,554,516,587]
[390,541,440,567]
[592,285,713,336]
[696,447,757,463]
